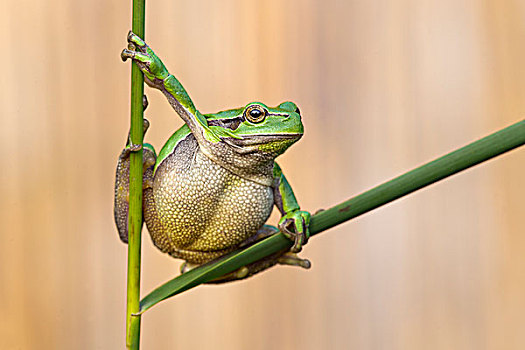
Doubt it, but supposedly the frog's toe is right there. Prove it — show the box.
[277,252,311,269]
[120,48,133,62]
[180,261,198,274]
[121,48,142,62]
[222,266,249,280]
[128,142,142,152]
[127,30,146,48]
[121,49,152,65]
[205,266,249,283]
[143,118,150,133]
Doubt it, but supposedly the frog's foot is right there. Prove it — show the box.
[278,210,311,253]
[121,31,169,88]
[180,261,197,274]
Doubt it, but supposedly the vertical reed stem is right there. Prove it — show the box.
[126,0,145,348]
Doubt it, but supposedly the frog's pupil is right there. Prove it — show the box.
[250,109,262,118]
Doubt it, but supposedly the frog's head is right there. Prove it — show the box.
[206,101,304,157]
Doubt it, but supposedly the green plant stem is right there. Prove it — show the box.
[310,119,525,234]
[139,119,525,314]
[126,0,145,349]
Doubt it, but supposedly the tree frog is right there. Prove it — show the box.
[114,31,311,281]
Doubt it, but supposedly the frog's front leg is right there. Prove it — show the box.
[273,163,311,253]
[121,31,232,144]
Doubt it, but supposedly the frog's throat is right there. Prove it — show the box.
[199,146,274,187]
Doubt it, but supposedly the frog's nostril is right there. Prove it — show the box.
[295,107,301,115]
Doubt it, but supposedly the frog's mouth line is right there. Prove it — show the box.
[224,133,302,146]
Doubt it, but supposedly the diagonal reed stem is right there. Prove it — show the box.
[138,119,525,314]
[126,0,145,348]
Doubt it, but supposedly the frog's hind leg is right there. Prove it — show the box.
[113,118,156,243]
[206,225,311,283]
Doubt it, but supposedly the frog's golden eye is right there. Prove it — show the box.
[244,105,267,123]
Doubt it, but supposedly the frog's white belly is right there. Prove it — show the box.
[150,135,274,254]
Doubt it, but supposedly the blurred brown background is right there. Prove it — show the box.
[1,0,525,349]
